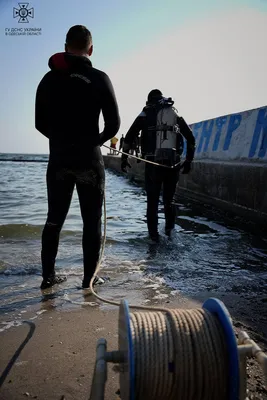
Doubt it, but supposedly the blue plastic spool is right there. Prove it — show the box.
[118,298,239,400]
[119,300,135,400]
[203,298,239,400]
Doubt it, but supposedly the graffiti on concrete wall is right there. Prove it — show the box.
[183,106,267,161]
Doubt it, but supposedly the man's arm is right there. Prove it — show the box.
[120,113,144,171]
[99,73,120,145]
[122,113,145,154]
[35,73,52,138]
[177,116,196,161]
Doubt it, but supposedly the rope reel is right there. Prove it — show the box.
[88,145,267,399]
[89,298,267,400]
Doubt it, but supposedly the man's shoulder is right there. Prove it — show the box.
[85,66,116,93]
[38,70,58,85]
[88,66,110,82]
[138,110,146,117]
[177,115,187,124]
[36,71,55,92]
[137,106,150,118]
[39,70,51,80]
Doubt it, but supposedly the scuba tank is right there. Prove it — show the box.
[140,95,184,166]
[154,101,180,166]
[150,97,182,166]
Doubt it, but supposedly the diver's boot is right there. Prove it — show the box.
[165,228,172,237]
[82,276,105,289]
[147,218,159,242]
[165,222,175,236]
[149,230,160,243]
[40,274,67,290]
[164,204,176,238]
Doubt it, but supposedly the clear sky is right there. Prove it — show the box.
[0,0,267,154]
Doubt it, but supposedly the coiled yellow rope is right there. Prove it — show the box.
[130,308,228,400]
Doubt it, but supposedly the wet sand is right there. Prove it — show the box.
[0,294,200,400]
[0,306,120,400]
[0,293,266,400]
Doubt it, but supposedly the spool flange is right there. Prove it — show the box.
[203,297,239,400]
[118,300,135,400]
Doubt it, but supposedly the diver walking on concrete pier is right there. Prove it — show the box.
[121,89,195,241]
[35,25,120,289]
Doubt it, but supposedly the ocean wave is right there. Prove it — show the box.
[0,223,127,243]
[0,154,48,163]
[0,224,42,238]
[0,262,87,276]
[0,263,42,276]
[0,223,81,239]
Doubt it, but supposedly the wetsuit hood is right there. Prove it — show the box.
[48,52,92,72]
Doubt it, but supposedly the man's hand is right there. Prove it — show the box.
[121,156,131,173]
[180,160,192,174]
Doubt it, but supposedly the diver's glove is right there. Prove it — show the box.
[121,154,131,173]
[180,160,192,174]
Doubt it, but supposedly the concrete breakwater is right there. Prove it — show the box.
[103,105,267,230]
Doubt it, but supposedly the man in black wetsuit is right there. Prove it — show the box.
[35,25,120,289]
[121,89,195,242]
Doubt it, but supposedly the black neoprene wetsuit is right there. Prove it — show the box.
[35,52,120,282]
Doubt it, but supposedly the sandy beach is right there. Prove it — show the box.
[0,292,201,400]
[0,305,120,400]
[1,290,267,400]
